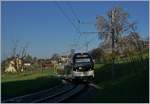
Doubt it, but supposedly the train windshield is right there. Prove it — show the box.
[73,53,93,65]
[75,58,90,63]
[75,58,92,65]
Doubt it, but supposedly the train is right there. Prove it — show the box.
[70,53,94,81]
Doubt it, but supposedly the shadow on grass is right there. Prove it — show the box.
[94,58,149,103]
[2,75,61,101]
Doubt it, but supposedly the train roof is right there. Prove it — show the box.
[73,52,90,55]
[72,53,92,59]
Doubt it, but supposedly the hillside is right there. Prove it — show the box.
[94,57,149,103]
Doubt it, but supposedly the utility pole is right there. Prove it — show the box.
[85,41,90,52]
[111,9,116,80]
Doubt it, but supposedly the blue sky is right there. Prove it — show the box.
[1,1,149,59]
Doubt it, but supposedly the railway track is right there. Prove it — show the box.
[2,83,86,103]
[35,84,85,103]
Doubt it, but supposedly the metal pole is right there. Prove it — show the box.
[111,9,115,80]
[111,28,115,80]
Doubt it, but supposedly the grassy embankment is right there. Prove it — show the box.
[2,52,149,102]
[94,52,149,103]
[1,69,62,100]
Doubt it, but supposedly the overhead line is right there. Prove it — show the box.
[66,1,80,23]
[65,1,83,48]
[55,1,80,32]
[55,2,98,51]
[55,1,83,51]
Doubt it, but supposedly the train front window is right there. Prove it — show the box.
[75,58,91,65]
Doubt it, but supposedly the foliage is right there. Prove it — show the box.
[96,6,132,44]
[96,6,138,80]
[90,48,104,63]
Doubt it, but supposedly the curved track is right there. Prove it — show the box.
[2,83,86,103]
[35,84,85,103]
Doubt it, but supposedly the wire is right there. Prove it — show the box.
[66,1,80,23]
[65,1,83,48]
[55,1,82,47]
[55,1,99,52]
[55,1,80,33]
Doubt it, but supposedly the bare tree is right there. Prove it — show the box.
[11,40,19,58]
[10,41,29,72]
[96,6,134,79]
[90,48,104,63]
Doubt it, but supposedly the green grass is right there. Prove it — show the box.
[2,69,56,82]
[1,52,149,102]
[2,69,62,100]
[94,58,149,103]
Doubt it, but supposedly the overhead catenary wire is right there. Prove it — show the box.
[55,1,80,33]
[65,1,80,24]
[55,1,83,52]
[65,2,98,50]
[55,1,100,52]
[66,2,83,49]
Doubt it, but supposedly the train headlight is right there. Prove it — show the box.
[79,67,82,69]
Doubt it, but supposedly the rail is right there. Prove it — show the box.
[2,83,85,103]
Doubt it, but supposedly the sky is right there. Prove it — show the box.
[1,1,149,60]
